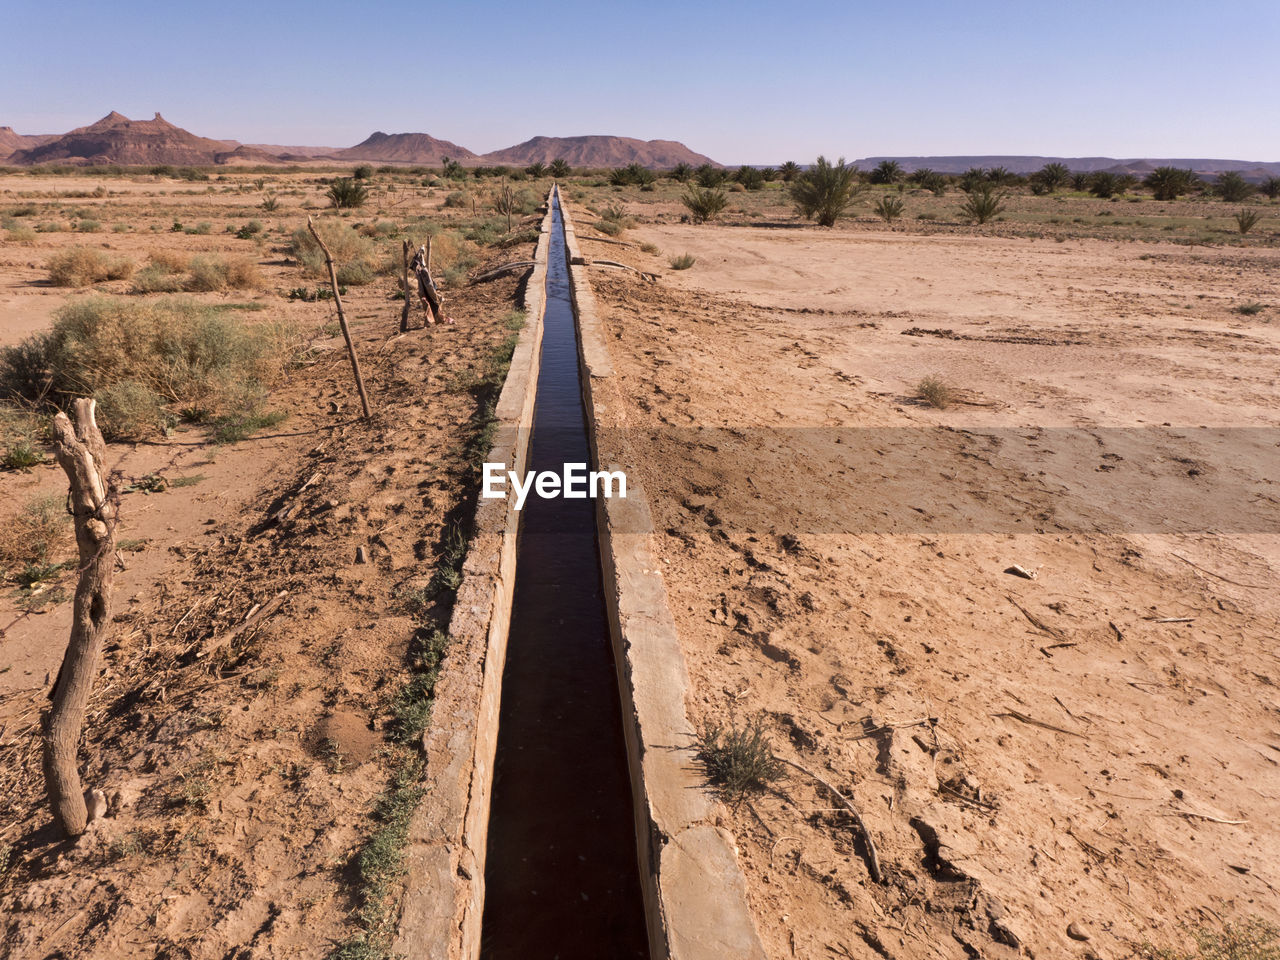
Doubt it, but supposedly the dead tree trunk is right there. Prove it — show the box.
[42,399,118,838]
[307,216,372,419]
[400,238,412,333]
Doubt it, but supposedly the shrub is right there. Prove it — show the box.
[549,158,571,179]
[0,296,295,438]
[1089,172,1122,198]
[915,375,953,408]
[598,203,633,228]
[735,165,765,190]
[1215,172,1253,202]
[609,162,656,187]
[681,185,729,224]
[1234,209,1262,235]
[442,190,470,209]
[352,164,373,180]
[131,265,184,293]
[959,183,1005,224]
[790,156,863,227]
[1035,162,1071,193]
[46,247,135,287]
[1261,176,1280,200]
[960,167,988,193]
[185,255,262,292]
[0,494,68,572]
[873,195,905,223]
[290,221,376,282]
[2,438,44,471]
[76,219,101,233]
[695,165,728,188]
[669,253,696,270]
[669,162,693,182]
[261,193,280,212]
[525,161,546,178]
[1234,302,1265,315]
[148,249,191,273]
[327,177,368,209]
[235,220,264,240]
[1146,166,1198,201]
[1140,916,1280,960]
[869,160,903,184]
[695,718,784,802]
[778,161,800,182]
[5,225,36,243]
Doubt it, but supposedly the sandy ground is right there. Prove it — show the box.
[576,199,1279,959]
[0,171,536,958]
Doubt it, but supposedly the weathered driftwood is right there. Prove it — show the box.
[581,233,637,248]
[307,216,372,419]
[203,590,289,657]
[586,259,659,281]
[470,261,536,284]
[42,399,118,837]
[774,754,883,883]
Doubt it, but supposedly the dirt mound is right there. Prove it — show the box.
[7,112,233,166]
[481,134,719,169]
[336,131,477,164]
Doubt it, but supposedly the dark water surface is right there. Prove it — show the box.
[479,195,649,960]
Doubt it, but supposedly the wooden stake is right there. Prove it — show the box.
[307,216,372,419]
[400,238,411,333]
[42,399,118,837]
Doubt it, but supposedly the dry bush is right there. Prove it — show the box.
[290,221,377,285]
[46,247,135,287]
[185,255,262,292]
[915,375,953,409]
[131,265,184,294]
[147,248,191,272]
[0,296,296,438]
[0,493,68,572]
[5,225,37,244]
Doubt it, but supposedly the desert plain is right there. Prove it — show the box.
[1,166,1277,959]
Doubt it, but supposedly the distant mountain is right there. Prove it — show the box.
[855,155,1280,179]
[336,131,477,165]
[7,112,260,166]
[481,135,718,169]
[246,143,341,159]
[0,126,58,160]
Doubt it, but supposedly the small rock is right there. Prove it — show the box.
[85,788,109,822]
[355,545,368,564]
[1067,922,1092,942]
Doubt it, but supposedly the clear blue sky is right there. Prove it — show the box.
[4,0,1278,163]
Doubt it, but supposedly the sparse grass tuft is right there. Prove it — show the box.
[1233,302,1265,316]
[2,438,44,471]
[669,253,696,270]
[695,717,785,802]
[1234,209,1262,235]
[915,375,953,409]
[209,409,287,444]
[1141,917,1280,960]
[0,493,68,576]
